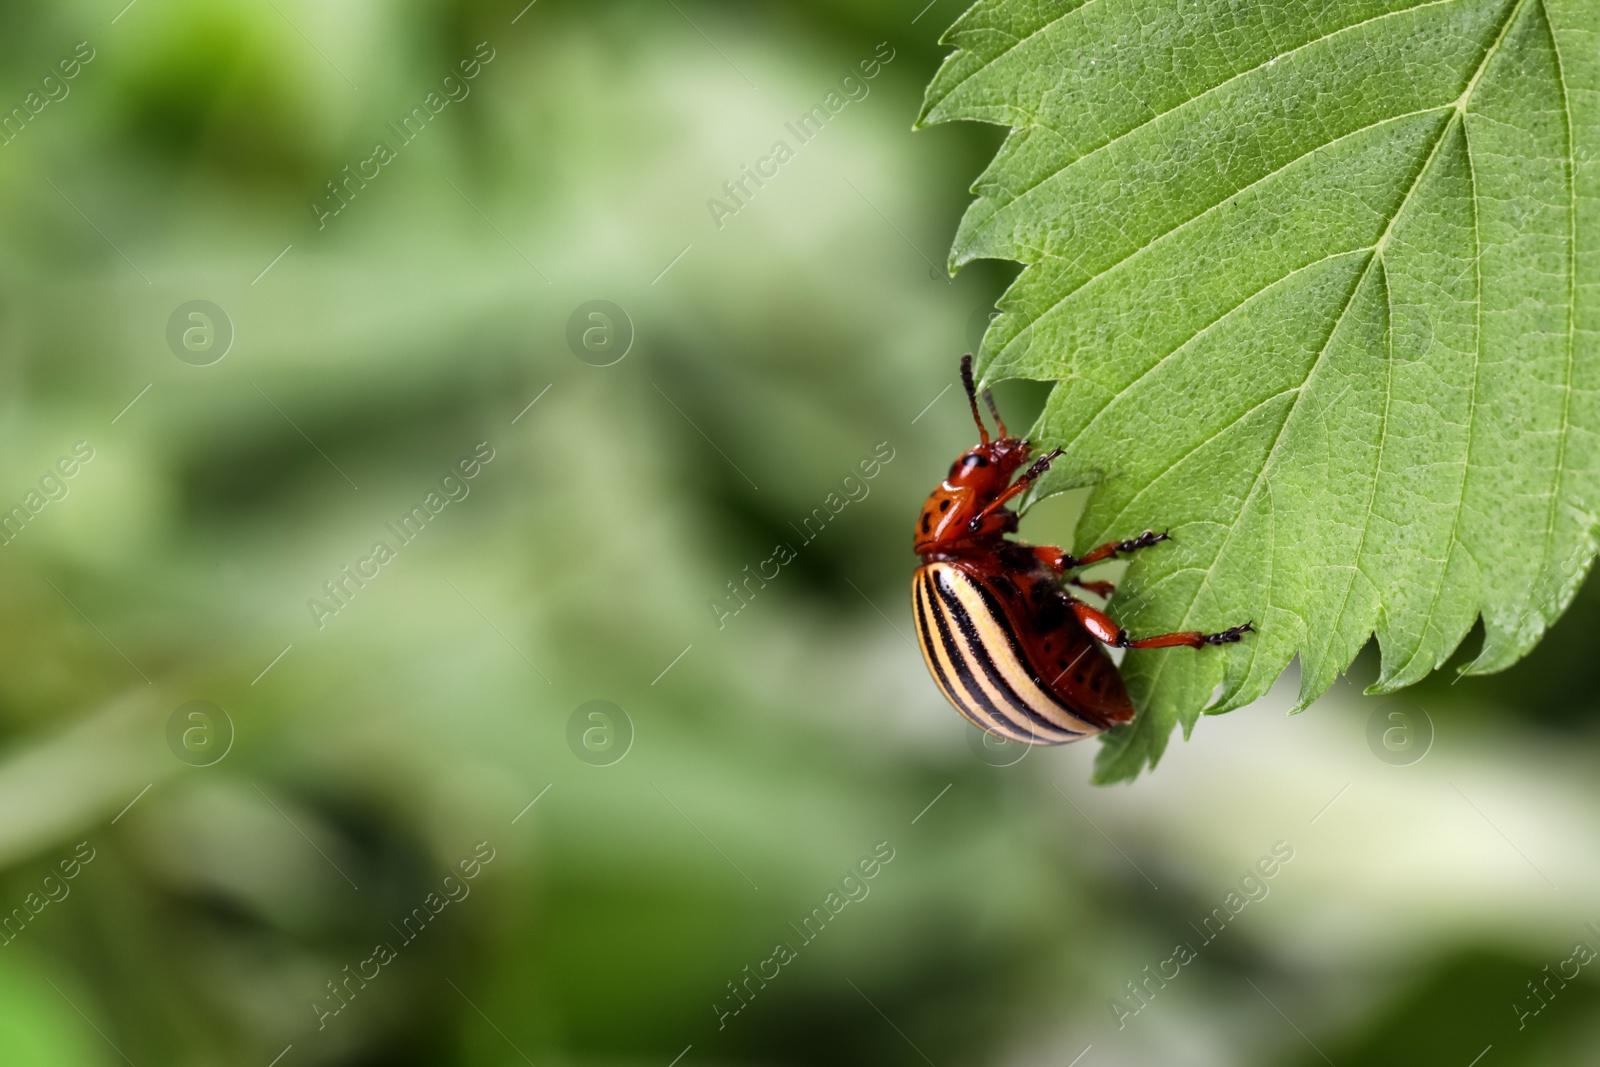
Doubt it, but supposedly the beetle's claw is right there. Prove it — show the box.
[1204,621,1255,645]
[1119,529,1170,554]
[1023,447,1064,481]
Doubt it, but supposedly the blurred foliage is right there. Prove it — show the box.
[0,0,1593,1064]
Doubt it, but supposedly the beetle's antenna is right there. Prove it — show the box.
[982,390,1008,439]
[960,354,989,444]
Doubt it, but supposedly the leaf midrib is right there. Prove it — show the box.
[1540,0,1578,632]
[1134,0,1529,703]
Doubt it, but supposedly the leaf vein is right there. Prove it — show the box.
[1160,0,1524,689]
[1100,385,1304,538]
[933,1,1097,114]
[1057,248,1372,459]
[1540,0,1578,614]
[998,106,1454,370]
[990,0,1462,224]
[1388,118,1485,683]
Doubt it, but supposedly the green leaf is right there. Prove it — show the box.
[920,0,1600,781]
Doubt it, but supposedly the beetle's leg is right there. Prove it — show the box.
[1032,547,1115,597]
[1033,545,1070,574]
[1070,578,1117,599]
[1060,529,1169,569]
[967,447,1064,531]
[1068,598,1253,649]
[1122,624,1254,649]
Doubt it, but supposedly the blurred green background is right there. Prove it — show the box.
[0,0,1598,1063]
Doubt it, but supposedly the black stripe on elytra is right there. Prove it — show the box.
[934,569,1087,741]
[917,572,1014,737]
[931,569,1082,742]
[925,569,1031,733]
[914,573,975,726]
[961,575,1091,738]
[953,575,1094,735]
[921,570,1037,741]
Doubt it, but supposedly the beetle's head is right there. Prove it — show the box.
[914,356,1032,553]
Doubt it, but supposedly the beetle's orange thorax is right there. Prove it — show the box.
[914,437,1030,555]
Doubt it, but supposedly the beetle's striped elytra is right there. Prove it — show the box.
[913,562,1100,743]
[912,356,1254,746]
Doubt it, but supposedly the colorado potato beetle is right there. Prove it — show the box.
[913,356,1253,745]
